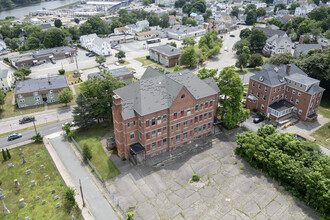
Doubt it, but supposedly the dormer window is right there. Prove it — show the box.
[49,90,53,94]
[259,76,264,82]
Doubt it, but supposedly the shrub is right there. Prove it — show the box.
[82,144,92,162]
[191,174,200,182]
[2,149,7,161]
[64,187,76,213]
[146,55,150,59]
[118,59,125,64]
[6,148,11,159]
[3,57,9,64]
[127,211,134,220]
[31,133,43,143]
[58,69,65,75]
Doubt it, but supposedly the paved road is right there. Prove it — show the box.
[49,136,119,220]
[0,106,73,135]
[0,119,71,149]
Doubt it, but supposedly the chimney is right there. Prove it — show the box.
[286,64,291,73]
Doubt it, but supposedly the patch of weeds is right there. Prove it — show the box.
[234,160,238,165]
[190,174,200,183]
[240,166,244,170]
[180,211,184,218]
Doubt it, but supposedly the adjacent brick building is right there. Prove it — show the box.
[112,67,219,162]
[246,63,325,122]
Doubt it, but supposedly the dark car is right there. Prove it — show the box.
[88,53,95,57]
[229,34,235,37]
[19,116,35,124]
[85,52,91,56]
[8,133,22,141]
[253,117,264,123]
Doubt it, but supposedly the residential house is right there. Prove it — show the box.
[10,46,77,69]
[106,34,134,45]
[294,44,322,58]
[169,15,176,26]
[80,34,112,56]
[255,26,286,38]
[149,45,181,67]
[0,69,14,91]
[15,75,69,108]
[273,0,287,5]
[136,20,150,31]
[195,15,204,25]
[262,34,293,56]
[157,25,206,40]
[233,0,243,6]
[256,3,267,8]
[135,31,156,41]
[276,10,290,16]
[114,27,131,35]
[112,67,220,161]
[0,39,7,55]
[155,0,176,6]
[203,21,220,33]
[40,23,52,31]
[88,67,134,85]
[246,63,324,122]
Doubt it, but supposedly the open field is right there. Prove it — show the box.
[0,143,81,219]
[311,122,330,149]
[72,124,120,180]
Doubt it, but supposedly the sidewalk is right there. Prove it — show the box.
[0,106,74,135]
[47,133,121,220]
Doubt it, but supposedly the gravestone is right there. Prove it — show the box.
[72,215,75,220]
[22,156,26,164]
[36,153,40,157]
[2,200,10,215]
[35,196,40,201]
[19,198,26,207]
[56,203,61,208]
[26,169,32,175]
[54,195,59,201]
[40,165,45,170]
[51,189,55,194]
[30,180,36,187]
[14,179,19,188]
[8,163,14,169]
[42,200,46,205]
[25,217,30,220]
[19,149,23,155]
[45,175,50,181]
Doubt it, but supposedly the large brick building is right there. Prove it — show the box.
[246,63,325,122]
[112,67,219,161]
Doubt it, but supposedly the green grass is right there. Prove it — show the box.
[318,99,330,119]
[72,124,120,180]
[311,122,330,149]
[134,56,176,72]
[0,143,82,219]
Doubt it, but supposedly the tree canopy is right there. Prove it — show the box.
[198,31,222,59]
[58,88,73,106]
[179,46,197,68]
[196,68,218,79]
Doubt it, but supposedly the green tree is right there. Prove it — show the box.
[58,69,65,75]
[233,38,251,55]
[27,36,40,50]
[257,123,276,138]
[230,6,239,18]
[24,24,42,37]
[127,211,135,220]
[179,46,197,68]
[115,51,126,60]
[63,123,71,137]
[217,66,250,129]
[182,37,196,47]
[142,0,149,5]
[248,54,264,67]
[54,19,62,28]
[64,187,76,212]
[267,17,284,29]
[160,14,169,28]
[14,67,31,80]
[79,16,109,35]
[58,88,73,106]
[236,53,248,69]
[82,144,92,161]
[109,20,123,33]
[196,67,217,79]
[6,148,11,159]
[324,29,330,40]
[175,0,186,8]
[289,3,300,14]
[250,29,267,53]
[242,46,250,58]
[239,28,251,39]
[308,6,328,21]
[269,52,294,65]
[2,149,7,161]
[43,28,67,48]
[185,17,197,26]
[204,9,212,21]
[80,73,125,122]
[31,133,43,143]
[72,94,95,129]
[0,91,5,108]
[274,3,286,12]
[257,8,266,17]
[198,31,222,59]
[96,56,106,64]
[245,10,257,25]
[174,65,182,71]
[167,42,177,48]
[147,13,160,27]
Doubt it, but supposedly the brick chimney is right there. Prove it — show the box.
[286,64,291,73]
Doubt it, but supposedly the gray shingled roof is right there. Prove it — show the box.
[202,77,220,93]
[89,67,133,80]
[32,46,75,58]
[255,26,286,38]
[114,67,219,120]
[0,69,9,78]
[269,100,294,111]
[251,63,324,95]
[294,44,322,58]
[15,75,68,94]
[149,45,182,57]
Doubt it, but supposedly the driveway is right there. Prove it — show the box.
[49,136,119,220]
[106,128,319,219]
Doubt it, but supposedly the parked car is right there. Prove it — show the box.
[115,61,120,66]
[85,52,91,56]
[102,64,108,68]
[62,121,75,128]
[98,65,103,69]
[88,53,95,57]
[19,116,35,124]
[230,34,235,37]
[253,117,264,123]
[224,47,228,51]
[8,133,22,141]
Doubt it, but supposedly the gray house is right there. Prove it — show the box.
[149,45,181,67]
[15,75,69,108]
[88,67,134,85]
[294,44,322,58]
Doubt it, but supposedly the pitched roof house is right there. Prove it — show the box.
[262,34,293,56]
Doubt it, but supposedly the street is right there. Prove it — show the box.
[49,136,119,220]
[0,119,70,149]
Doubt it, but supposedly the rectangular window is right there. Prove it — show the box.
[251,89,254,95]
[180,109,184,117]
[49,90,53,94]
[174,112,177,119]
[127,122,130,128]
[183,121,188,127]
[210,100,213,106]
[258,84,261,89]
[34,97,40,101]
[261,104,264,110]
[287,87,290,92]
[130,132,134,140]
[152,130,156,137]
[203,124,206,131]
[276,94,279,100]
[152,118,156,126]
[285,95,288,99]
[298,92,301,96]
[163,114,167,122]
[199,126,202,132]
[295,99,299,104]
[158,128,161,136]
[139,132,141,140]
[152,142,156,150]
[163,138,167,146]
[252,81,255,87]
[133,120,136,126]
[264,87,268,92]
[205,101,209,108]
[298,109,302,115]
[257,92,260,98]
[157,116,162,124]
[290,97,293,102]
[208,122,211,129]
[139,119,141,127]
[176,123,181,130]
[163,126,167,132]
[200,103,204,110]
[272,96,274,101]
[176,135,180,142]
[204,113,207,118]
[171,126,174,133]
[293,107,297,112]
[146,144,151,151]
[158,140,162,147]
[187,108,191,115]
[194,116,198,123]
[146,120,150,127]
[19,99,25,103]
[194,128,197,134]
[199,115,202,121]
[281,93,284,99]
[263,95,266,101]
[183,132,187,139]
[195,104,199,111]
[274,88,277,93]
[146,132,150,139]
[292,90,296,94]
[209,112,212,118]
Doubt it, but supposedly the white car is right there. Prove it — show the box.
[224,47,228,52]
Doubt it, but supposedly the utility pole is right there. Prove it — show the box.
[75,53,79,70]
[79,179,85,207]
[32,119,37,136]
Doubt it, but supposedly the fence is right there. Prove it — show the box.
[106,185,127,216]
[71,137,104,183]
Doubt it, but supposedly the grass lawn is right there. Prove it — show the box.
[311,122,330,149]
[134,56,176,72]
[72,124,120,180]
[318,99,330,119]
[0,143,82,219]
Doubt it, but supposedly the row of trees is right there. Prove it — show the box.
[236,124,330,216]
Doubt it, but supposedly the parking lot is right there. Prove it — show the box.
[107,128,319,219]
